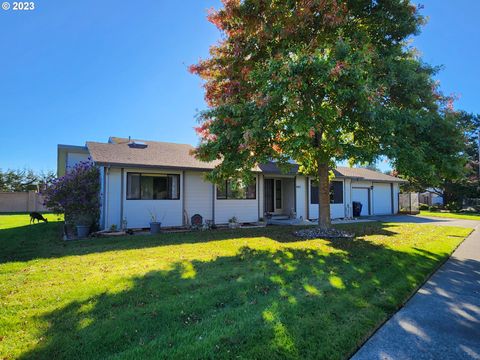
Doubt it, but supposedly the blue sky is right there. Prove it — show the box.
[1,1,479,173]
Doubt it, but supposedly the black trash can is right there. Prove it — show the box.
[353,201,363,217]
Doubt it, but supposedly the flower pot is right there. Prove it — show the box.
[150,222,161,234]
[76,225,90,238]
[228,222,239,229]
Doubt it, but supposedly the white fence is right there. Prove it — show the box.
[0,191,48,213]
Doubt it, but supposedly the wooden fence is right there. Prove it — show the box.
[0,191,48,213]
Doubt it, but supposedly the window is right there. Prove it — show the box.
[127,173,180,200]
[275,179,282,209]
[216,179,256,200]
[330,181,343,204]
[310,180,343,204]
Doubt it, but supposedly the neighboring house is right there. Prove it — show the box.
[57,137,404,230]
[419,188,444,206]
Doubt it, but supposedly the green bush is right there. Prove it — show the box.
[419,203,429,210]
[428,205,440,212]
[445,201,462,212]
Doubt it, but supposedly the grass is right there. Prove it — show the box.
[419,210,480,221]
[0,214,473,359]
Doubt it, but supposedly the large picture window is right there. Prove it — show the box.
[217,178,256,200]
[310,180,343,204]
[127,173,180,200]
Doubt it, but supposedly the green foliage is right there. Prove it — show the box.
[419,203,429,210]
[0,168,55,192]
[190,0,462,226]
[0,213,471,359]
[401,111,479,197]
[190,0,465,222]
[445,201,462,212]
[42,161,100,227]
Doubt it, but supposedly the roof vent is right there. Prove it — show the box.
[128,140,148,149]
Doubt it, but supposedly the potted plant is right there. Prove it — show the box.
[75,213,92,238]
[228,216,239,229]
[149,210,161,234]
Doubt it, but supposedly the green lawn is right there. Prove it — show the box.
[419,210,480,221]
[0,214,472,359]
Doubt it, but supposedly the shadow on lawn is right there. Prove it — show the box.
[0,221,398,264]
[17,235,467,360]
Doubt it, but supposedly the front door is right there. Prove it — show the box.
[264,179,283,214]
[264,179,274,213]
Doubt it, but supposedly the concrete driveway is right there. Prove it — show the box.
[351,215,480,360]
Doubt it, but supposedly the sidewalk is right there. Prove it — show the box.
[352,224,480,360]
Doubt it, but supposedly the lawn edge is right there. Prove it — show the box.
[346,225,475,359]
[418,211,480,221]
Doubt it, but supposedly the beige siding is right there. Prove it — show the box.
[66,152,90,171]
[214,174,260,224]
[295,175,307,220]
[184,171,213,223]
[104,168,122,230]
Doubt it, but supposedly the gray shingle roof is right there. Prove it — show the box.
[87,139,221,170]
[259,162,404,182]
[333,167,405,182]
[86,138,404,182]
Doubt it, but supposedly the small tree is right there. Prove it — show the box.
[189,0,465,227]
[43,161,101,227]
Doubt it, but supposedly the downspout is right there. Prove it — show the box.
[306,177,310,220]
[257,174,260,220]
[293,176,297,213]
[120,168,124,228]
[182,171,186,226]
[104,166,110,229]
[390,183,394,214]
[212,183,216,224]
[101,166,107,229]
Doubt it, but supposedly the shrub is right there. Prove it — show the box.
[419,203,429,210]
[428,205,439,212]
[43,161,100,227]
[445,201,462,212]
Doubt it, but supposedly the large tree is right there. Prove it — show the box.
[401,111,479,205]
[190,0,464,226]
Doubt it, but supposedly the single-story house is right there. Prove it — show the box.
[57,137,404,230]
[419,188,444,206]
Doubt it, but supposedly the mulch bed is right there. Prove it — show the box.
[293,227,355,239]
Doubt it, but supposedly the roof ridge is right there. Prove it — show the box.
[86,136,195,148]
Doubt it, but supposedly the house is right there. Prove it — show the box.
[419,188,444,206]
[57,137,404,230]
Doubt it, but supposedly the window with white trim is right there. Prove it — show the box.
[126,173,180,200]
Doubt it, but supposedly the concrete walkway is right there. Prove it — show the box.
[352,216,480,360]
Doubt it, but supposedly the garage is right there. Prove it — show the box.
[352,188,370,216]
[373,183,393,215]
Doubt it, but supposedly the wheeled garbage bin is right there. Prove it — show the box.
[352,201,363,217]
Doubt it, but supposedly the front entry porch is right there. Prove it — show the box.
[263,177,296,219]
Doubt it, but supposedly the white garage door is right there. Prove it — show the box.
[373,183,392,215]
[352,188,369,216]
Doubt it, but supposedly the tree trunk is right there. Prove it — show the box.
[318,161,331,228]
